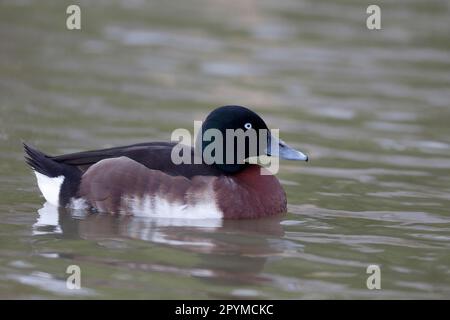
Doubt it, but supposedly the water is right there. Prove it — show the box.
[1,0,450,299]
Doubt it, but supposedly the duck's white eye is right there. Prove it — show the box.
[244,123,252,130]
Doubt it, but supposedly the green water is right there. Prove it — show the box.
[1,0,450,299]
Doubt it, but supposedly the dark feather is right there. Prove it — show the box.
[50,142,223,179]
[24,143,62,177]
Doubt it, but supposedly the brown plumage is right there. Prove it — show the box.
[78,157,286,219]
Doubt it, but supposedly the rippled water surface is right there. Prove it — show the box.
[1,0,450,299]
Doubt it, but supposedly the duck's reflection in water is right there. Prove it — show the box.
[33,203,289,287]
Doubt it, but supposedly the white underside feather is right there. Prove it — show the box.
[34,172,64,207]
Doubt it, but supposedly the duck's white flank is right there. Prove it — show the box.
[34,172,64,207]
[124,195,223,219]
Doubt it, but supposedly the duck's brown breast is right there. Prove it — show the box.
[213,165,287,219]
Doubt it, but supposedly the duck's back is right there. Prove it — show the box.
[50,142,223,178]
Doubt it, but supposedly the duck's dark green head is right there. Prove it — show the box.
[198,105,308,174]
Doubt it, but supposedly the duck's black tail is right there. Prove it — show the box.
[24,143,82,207]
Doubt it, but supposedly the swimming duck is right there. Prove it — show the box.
[24,105,308,219]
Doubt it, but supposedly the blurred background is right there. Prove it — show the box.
[0,0,450,299]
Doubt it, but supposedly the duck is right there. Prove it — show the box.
[24,105,308,219]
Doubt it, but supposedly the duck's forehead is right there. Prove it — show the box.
[225,109,267,127]
[240,112,268,128]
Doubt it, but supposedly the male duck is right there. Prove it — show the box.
[24,105,308,219]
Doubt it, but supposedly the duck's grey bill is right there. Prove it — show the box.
[268,136,308,161]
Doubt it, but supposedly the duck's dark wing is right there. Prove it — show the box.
[51,142,222,178]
